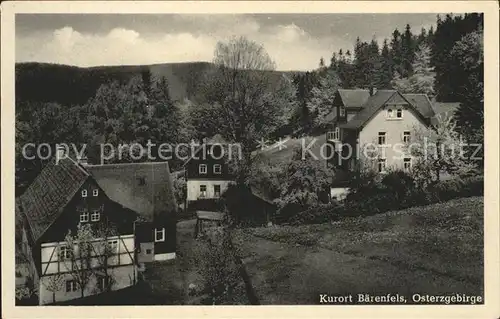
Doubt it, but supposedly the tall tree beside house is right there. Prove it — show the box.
[42,275,64,304]
[391,43,435,96]
[378,39,394,89]
[63,223,96,299]
[405,114,476,186]
[15,101,84,194]
[449,30,484,142]
[196,36,295,182]
[306,68,340,127]
[274,147,335,222]
[390,29,403,78]
[431,13,483,101]
[401,24,416,77]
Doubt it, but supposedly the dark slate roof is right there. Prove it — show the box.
[19,158,90,242]
[85,162,177,222]
[403,94,436,119]
[340,90,398,130]
[249,185,274,205]
[337,89,370,108]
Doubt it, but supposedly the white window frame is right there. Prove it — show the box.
[81,189,87,197]
[92,189,99,197]
[403,131,411,143]
[66,280,78,292]
[199,164,207,174]
[59,246,71,260]
[403,158,412,172]
[378,158,387,173]
[396,108,403,118]
[199,185,207,198]
[378,132,386,145]
[155,228,165,242]
[214,185,221,198]
[108,240,118,253]
[80,211,89,223]
[387,109,394,119]
[339,106,346,117]
[327,131,335,141]
[213,164,222,174]
[91,210,100,222]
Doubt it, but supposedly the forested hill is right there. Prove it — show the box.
[15,62,296,106]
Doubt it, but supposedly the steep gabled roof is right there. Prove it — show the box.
[337,89,371,108]
[403,93,435,118]
[340,90,398,130]
[85,162,177,222]
[19,158,90,242]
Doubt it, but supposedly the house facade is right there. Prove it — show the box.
[325,89,436,174]
[184,134,234,211]
[17,157,177,305]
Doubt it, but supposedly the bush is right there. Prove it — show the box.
[276,169,484,225]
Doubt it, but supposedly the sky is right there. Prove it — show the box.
[16,14,442,71]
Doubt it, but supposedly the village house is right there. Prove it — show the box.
[324,88,459,199]
[183,134,234,212]
[16,154,177,305]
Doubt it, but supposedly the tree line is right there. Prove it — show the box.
[15,13,484,195]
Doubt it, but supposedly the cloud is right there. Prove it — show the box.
[16,18,354,70]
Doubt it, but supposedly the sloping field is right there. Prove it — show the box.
[232,197,484,304]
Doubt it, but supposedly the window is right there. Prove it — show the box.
[387,109,394,118]
[403,131,411,143]
[137,176,146,186]
[396,109,403,118]
[97,276,108,291]
[339,106,346,117]
[213,164,222,174]
[199,185,207,198]
[81,189,87,197]
[327,128,340,141]
[66,280,78,292]
[403,158,412,171]
[146,249,152,255]
[214,185,221,198]
[91,210,100,222]
[378,158,387,173]
[155,228,165,242]
[80,211,89,223]
[378,132,386,145]
[59,246,72,260]
[92,189,99,197]
[108,240,118,253]
[199,164,207,174]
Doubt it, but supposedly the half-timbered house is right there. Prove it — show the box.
[17,156,177,305]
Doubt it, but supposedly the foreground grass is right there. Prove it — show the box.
[232,197,483,304]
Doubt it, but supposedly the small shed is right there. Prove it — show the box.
[194,211,225,238]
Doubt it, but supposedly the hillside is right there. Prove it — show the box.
[232,196,484,304]
[15,62,297,107]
